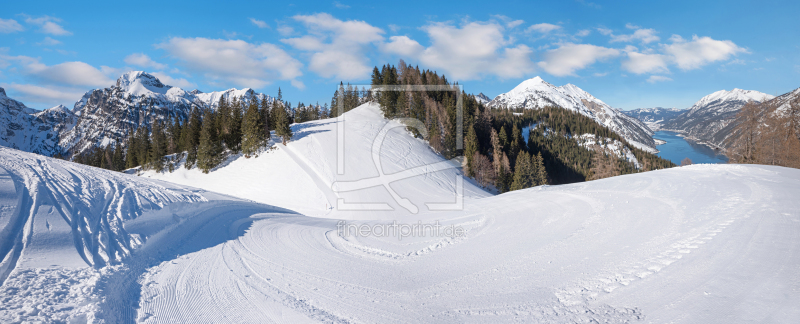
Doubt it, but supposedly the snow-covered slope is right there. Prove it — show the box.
[662,89,774,148]
[134,163,800,323]
[623,107,684,131]
[0,88,75,156]
[62,71,274,156]
[0,146,279,322]
[140,103,492,219]
[488,77,656,151]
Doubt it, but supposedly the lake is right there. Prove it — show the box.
[653,131,728,165]
[521,126,729,165]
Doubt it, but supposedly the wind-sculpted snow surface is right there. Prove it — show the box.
[134,164,800,323]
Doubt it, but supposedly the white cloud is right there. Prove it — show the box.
[622,51,669,74]
[610,28,659,44]
[646,75,672,83]
[663,35,747,70]
[24,16,71,36]
[19,59,112,87]
[625,23,640,30]
[0,18,24,33]
[507,20,525,29]
[388,24,400,33]
[158,37,303,89]
[537,43,620,77]
[2,83,84,107]
[283,13,384,80]
[597,27,613,36]
[333,1,350,9]
[277,26,294,36]
[249,18,268,29]
[527,23,561,34]
[381,36,424,58]
[407,21,534,80]
[124,53,167,70]
[575,29,591,37]
[37,36,62,46]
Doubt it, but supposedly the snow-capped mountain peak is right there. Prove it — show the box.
[488,76,656,151]
[690,88,774,114]
[116,71,171,96]
[59,71,274,156]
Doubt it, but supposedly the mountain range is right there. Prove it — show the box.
[486,76,657,152]
[0,71,273,158]
[623,89,775,149]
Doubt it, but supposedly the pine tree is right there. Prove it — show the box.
[197,109,223,173]
[242,98,264,158]
[260,96,271,145]
[125,130,138,169]
[183,107,202,169]
[228,97,243,153]
[464,125,479,177]
[112,141,124,171]
[273,100,292,145]
[535,152,548,185]
[149,121,167,172]
[510,151,531,191]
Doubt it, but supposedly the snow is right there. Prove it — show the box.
[1,102,799,322]
[577,133,641,167]
[140,103,492,219]
[687,88,774,115]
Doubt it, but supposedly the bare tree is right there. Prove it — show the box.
[681,157,693,166]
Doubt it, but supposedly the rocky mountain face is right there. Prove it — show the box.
[0,88,76,156]
[622,107,684,131]
[660,89,774,148]
[487,77,656,152]
[475,93,491,105]
[0,72,274,158]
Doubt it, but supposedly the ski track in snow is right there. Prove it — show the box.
[1,104,800,323]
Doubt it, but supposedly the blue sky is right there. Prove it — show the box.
[1,0,798,110]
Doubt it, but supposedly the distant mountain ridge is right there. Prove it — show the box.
[487,76,656,152]
[659,88,774,148]
[0,71,274,158]
[622,107,684,131]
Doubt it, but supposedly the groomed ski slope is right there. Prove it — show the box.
[0,103,798,323]
[134,163,800,323]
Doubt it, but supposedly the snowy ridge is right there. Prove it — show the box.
[662,88,774,148]
[141,103,492,219]
[487,77,656,152]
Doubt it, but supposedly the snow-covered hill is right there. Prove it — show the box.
[140,103,492,219]
[622,107,684,131]
[62,71,274,156]
[487,77,656,152]
[662,89,774,148]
